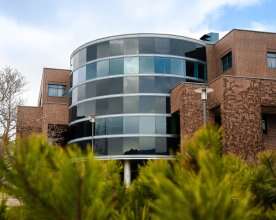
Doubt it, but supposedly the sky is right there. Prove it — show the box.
[0,0,275,105]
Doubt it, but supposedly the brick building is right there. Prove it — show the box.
[171,29,276,159]
[16,68,70,145]
[17,29,276,161]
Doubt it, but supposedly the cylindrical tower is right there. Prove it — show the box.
[68,34,206,160]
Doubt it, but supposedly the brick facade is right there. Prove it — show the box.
[171,29,276,159]
[16,68,70,144]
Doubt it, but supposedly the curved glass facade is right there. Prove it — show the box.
[69,34,206,158]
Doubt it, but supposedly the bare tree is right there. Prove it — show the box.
[0,67,25,144]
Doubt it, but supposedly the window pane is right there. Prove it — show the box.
[139,76,155,93]
[139,137,155,151]
[140,96,155,113]
[186,61,195,77]
[123,96,139,113]
[77,85,86,101]
[170,39,185,56]
[97,60,109,77]
[108,138,123,155]
[106,117,123,134]
[154,57,170,74]
[155,38,170,54]
[123,137,139,154]
[267,52,276,69]
[48,84,65,97]
[140,56,154,73]
[110,39,124,56]
[94,139,107,155]
[86,44,97,61]
[96,99,108,115]
[78,66,86,83]
[97,42,109,58]
[170,58,184,75]
[155,116,166,133]
[77,101,96,117]
[139,116,155,133]
[96,118,106,135]
[139,37,155,54]
[123,116,139,133]
[110,58,124,75]
[72,89,77,104]
[124,57,139,74]
[221,52,232,72]
[124,76,139,93]
[124,38,139,55]
[110,97,123,114]
[96,78,123,96]
[86,81,96,98]
[198,63,206,79]
[156,137,167,153]
[86,63,97,80]
[72,70,78,86]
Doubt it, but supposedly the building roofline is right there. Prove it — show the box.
[70,33,206,59]
[43,67,70,71]
[211,28,276,45]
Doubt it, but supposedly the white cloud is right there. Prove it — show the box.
[0,0,264,105]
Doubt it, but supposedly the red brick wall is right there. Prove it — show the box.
[16,106,43,138]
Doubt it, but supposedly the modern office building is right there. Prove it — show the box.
[68,34,206,160]
[17,29,276,178]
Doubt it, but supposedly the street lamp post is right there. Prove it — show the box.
[88,115,95,152]
[194,87,214,126]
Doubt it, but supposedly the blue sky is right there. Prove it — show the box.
[0,0,275,105]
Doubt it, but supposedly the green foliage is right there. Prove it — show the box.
[0,126,276,219]
[0,135,123,220]
[127,125,260,220]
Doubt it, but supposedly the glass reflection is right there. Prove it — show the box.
[124,57,139,74]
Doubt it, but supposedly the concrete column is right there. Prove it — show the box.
[124,160,131,187]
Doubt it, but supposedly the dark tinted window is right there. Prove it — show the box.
[186,61,195,77]
[139,37,155,53]
[86,81,96,98]
[155,38,170,54]
[96,78,123,96]
[96,97,123,115]
[221,52,232,72]
[108,138,123,155]
[170,39,185,56]
[94,139,107,155]
[198,63,206,80]
[139,76,155,93]
[69,121,91,139]
[86,44,97,61]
